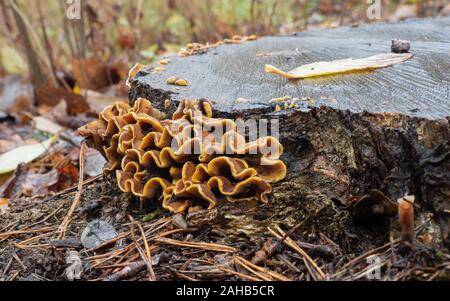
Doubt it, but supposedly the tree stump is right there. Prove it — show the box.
[129,18,450,251]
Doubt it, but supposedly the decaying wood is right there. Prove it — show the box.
[58,142,87,239]
[128,17,450,251]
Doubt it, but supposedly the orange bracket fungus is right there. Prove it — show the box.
[78,99,286,213]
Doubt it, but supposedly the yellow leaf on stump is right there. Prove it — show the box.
[265,53,413,79]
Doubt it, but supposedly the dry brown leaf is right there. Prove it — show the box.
[35,83,90,115]
[265,53,413,79]
[72,58,126,91]
[0,135,56,175]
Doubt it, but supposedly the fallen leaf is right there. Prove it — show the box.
[265,53,413,79]
[0,75,33,112]
[0,135,57,175]
[84,148,106,177]
[33,116,63,135]
[0,163,28,198]
[50,237,82,249]
[36,83,90,115]
[72,58,126,91]
[21,169,60,197]
[80,220,118,249]
[53,162,79,192]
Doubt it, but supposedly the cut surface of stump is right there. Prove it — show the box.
[129,18,450,249]
[130,17,450,120]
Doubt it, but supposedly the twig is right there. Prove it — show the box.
[44,175,102,202]
[334,218,433,279]
[139,222,155,281]
[234,256,291,281]
[90,245,137,268]
[156,228,198,238]
[96,261,144,270]
[13,243,49,250]
[129,216,156,281]
[27,204,64,229]
[7,271,19,281]
[175,271,199,281]
[276,254,302,273]
[84,232,129,253]
[1,258,13,279]
[218,266,261,281]
[0,227,54,242]
[103,261,147,281]
[233,258,271,281]
[338,241,394,272]
[268,207,323,257]
[58,142,87,239]
[11,252,27,271]
[15,231,51,247]
[268,225,326,280]
[109,253,141,273]
[154,237,237,253]
[0,221,19,233]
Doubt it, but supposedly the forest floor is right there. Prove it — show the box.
[1,170,449,281]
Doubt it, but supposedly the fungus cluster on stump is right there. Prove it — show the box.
[78,98,286,213]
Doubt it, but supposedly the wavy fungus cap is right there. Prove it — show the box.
[78,98,287,213]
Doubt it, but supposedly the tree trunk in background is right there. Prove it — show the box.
[10,0,47,89]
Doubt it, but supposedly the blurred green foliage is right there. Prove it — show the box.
[0,0,446,77]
